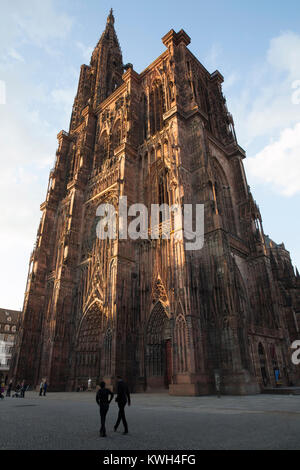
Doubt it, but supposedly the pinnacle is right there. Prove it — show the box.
[107,8,114,25]
[93,8,119,56]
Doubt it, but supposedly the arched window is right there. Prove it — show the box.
[95,131,109,168]
[67,145,76,181]
[213,159,236,234]
[158,172,169,206]
[168,81,175,105]
[149,80,165,135]
[111,120,121,153]
[158,176,165,207]
[175,316,188,373]
[4,325,10,332]
[197,79,208,113]
[104,329,112,376]
[142,93,148,141]
[158,171,169,225]
[150,148,155,165]
[163,141,168,158]
[108,260,116,311]
[143,152,148,177]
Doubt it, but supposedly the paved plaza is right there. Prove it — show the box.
[1,391,300,450]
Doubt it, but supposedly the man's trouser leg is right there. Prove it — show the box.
[100,404,109,435]
[117,403,128,432]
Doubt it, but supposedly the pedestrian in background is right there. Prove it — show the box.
[6,380,13,397]
[39,380,44,396]
[43,381,48,396]
[20,381,26,398]
[0,382,5,399]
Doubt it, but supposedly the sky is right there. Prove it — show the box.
[0,0,300,310]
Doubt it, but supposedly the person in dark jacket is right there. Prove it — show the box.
[6,380,13,397]
[43,381,48,396]
[20,381,27,398]
[113,376,131,435]
[96,381,114,437]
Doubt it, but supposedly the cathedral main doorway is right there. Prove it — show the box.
[145,302,172,390]
[74,304,103,389]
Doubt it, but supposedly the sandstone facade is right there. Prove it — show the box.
[11,11,300,394]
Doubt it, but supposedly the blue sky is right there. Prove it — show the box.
[0,0,300,309]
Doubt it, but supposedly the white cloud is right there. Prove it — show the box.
[12,0,73,44]
[0,0,74,64]
[225,32,300,269]
[8,48,25,63]
[267,31,300,78]
[0,1,74,309]
[0,96,57,310]
[245,122,300,197]
[229,31,300,150]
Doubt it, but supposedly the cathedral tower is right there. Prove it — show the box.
[11,13,299,394]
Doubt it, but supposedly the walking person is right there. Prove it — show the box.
[6,380,13,397]
[20,381,26,398]
[96,381,114,437]
[39,380,44,396]
[0,382,5,399]
[88,378,92,391]
[43,381,48,396]
[14,383,21,397]
[114,376,131,435]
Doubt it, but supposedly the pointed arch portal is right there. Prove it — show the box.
[74,303,104,388]
[145,302,172,389]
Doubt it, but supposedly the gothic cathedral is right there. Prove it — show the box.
[11,11,300,394]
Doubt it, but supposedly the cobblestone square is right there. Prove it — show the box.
[1,392,300,450]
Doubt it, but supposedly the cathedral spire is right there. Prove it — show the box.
[69,10,123,131]
[91,8,124,106]
[107,8,114,25]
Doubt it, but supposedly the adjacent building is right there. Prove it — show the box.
[0,308,19,384]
